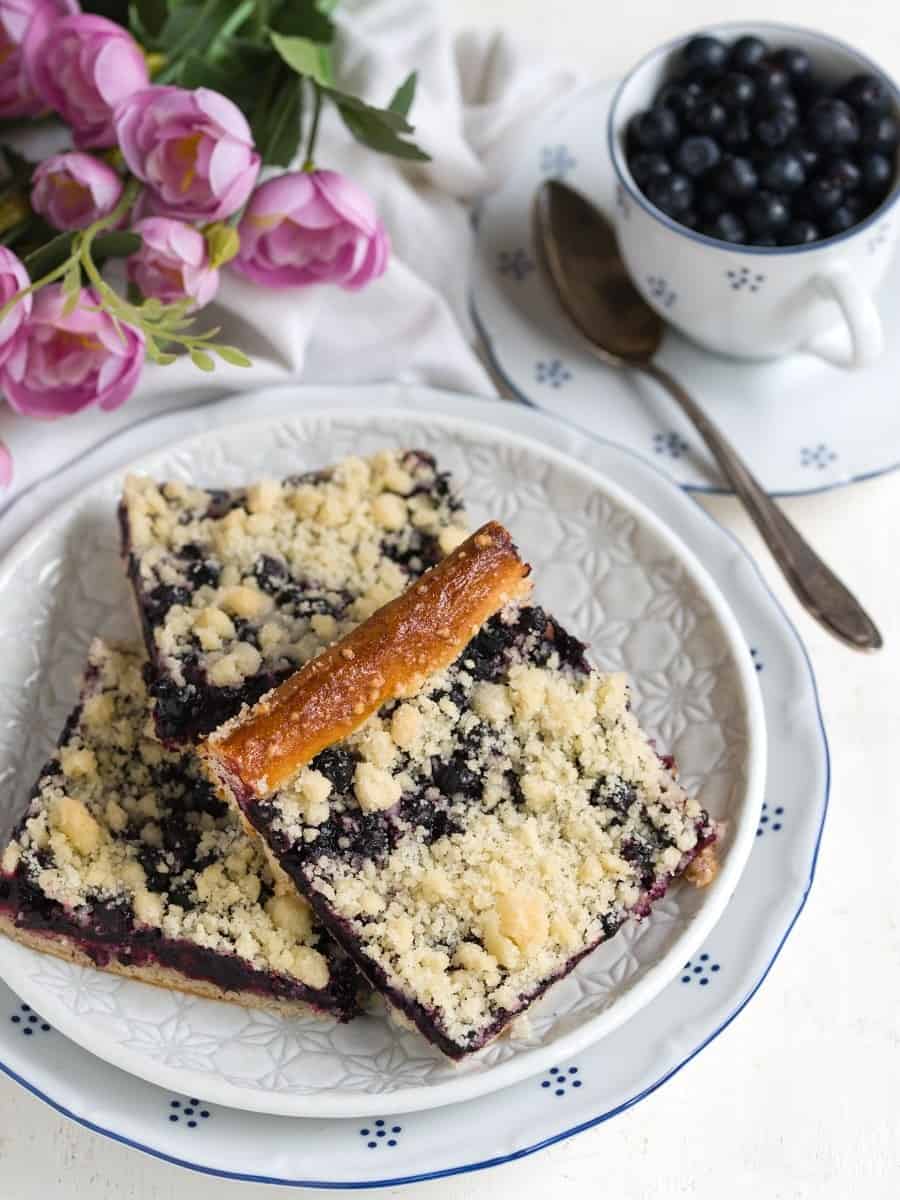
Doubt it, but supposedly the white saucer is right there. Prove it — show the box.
[0,388,828,1187]
[472,81,900,496]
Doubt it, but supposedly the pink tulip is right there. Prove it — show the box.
[25,13,147,148]
[1,285,144,418]
[0,0,78,120]
[128,217,219,310]
[233,170,390,291]
[31,152,123,231]
[115,87,260,223]
[0,246,31,367]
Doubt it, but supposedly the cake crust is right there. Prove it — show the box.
[203,522,532,797]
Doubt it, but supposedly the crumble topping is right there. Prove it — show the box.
[120,450,467,741]
[2,641,343,995]
[244,606,713,1052]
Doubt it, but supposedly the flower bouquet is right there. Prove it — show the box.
[0,0,428,480]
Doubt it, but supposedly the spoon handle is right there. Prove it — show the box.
[641,360,882,651]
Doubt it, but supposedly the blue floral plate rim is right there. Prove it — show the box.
[0,386,829,1188]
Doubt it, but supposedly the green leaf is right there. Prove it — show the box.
[93,231,143,261]
[270,0,334,43]
[24,232,76,279]
[253,74,303,167]
[270,32,333,87]
[154,352,178,366]
[62,260,81,299]
[216,345,252,367]
[336,104,430,162]
[128,0,167,39]
[190,348,215,372]
[324,87,414,132]
[388,72,417,119]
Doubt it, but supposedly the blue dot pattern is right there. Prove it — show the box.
[757,802,785,837]
[10,1003,50,1035]
[681,954,721,985]
[168,1098,210,1128]
[359,1119,402,1149]
[540,1065,582,1095]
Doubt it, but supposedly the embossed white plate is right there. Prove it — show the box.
[472,79,900,496]
[0,397,764,1118]
[0,388,827,1185]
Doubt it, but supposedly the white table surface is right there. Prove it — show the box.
[2,2,899,1196]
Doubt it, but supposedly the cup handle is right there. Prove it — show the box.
[806,265,883,368]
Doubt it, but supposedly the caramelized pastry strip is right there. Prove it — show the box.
[202,522,531,797]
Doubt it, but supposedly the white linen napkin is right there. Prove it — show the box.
[0,0,576,509]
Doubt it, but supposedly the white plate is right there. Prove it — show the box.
[0,387,827,1187]
[0,400,763,1118]
[472,80,900,496]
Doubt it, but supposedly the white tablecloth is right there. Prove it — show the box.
[2,2,899,1197]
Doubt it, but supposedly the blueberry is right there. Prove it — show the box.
[682,35,729,77]
[824,203,859,235]
[744,190,790,235]
[720,110,752,148]
[860,112,899,153]
[763,90,799,115]
[729,35,768,73]
[755,108,798,147]
[859,150,894,194]
[704,211,747,243]
[839,73,892,115]
[751,233,779,246]
[629,151,672,187]
[680,209,700,229]
[675,135,721,176]
[786,137,820,173]
[715,154,758,197]
[646,171,694,216]
[759,149,805,192]
[629,107,679,151]
[716,72,756,109]
[782,218,820,244]
[820,157,861,193]
[433,754,480,800]
[807,175,844,213]
[751,61,790,102]
[185,558,220,588]
[656,80,703,120]
[688,98,727,136]
[699,189,728,220]
[808,98,860,148]
[772,47,811,82]
[253,555,289,595]
[311,747,356,795]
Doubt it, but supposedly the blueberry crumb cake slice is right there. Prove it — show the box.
[203,524,719,1059]
[120,449,467,745]
[0,641,360,1020]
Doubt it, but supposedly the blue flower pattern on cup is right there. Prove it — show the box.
[535,358,571,388]
[497,248,536,282]
[756,802,784,838]
[540,1066,582,1096]
[616,182,630,221]
[359,1119,402,1149]
[681,953,720,985]
[168,1098,211,1129]
[9,1003,50,1035]
[645,274,676,308]
[653,431,689,458]
[727,266,765,293]
[750,647,764,672]
[800,444,837,469]
[540,144,577,178]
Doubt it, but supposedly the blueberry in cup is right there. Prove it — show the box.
[625,31,898,246]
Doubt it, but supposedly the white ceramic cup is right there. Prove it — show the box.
[608,22,900,367]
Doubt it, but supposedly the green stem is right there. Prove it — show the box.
[303,83,324,171]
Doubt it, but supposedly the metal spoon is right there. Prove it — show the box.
[533,179,882,652]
